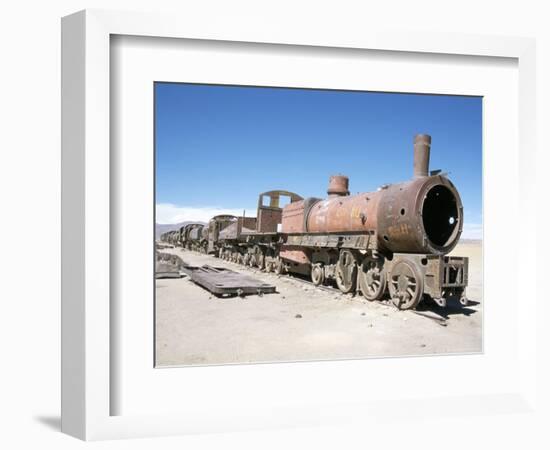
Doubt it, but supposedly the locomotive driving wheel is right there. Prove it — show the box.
[250,246,264,270]
[388,259,424,310]
[357,257,387,301]
[256,252,265,270]
[310,263,325,286]
[274,257,284,275]
[335,250,358,294]
[264,250,275,273]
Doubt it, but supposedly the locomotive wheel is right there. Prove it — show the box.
[256,252,265,270]
[311,263,325,286]
[358,257,387,301]
[388,259,424,310]
[274,257,284,275]
[335,250,358,294]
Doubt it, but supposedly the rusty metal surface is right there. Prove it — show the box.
[219,221,255,240]
[257,208,281,233]
[280,246,311,265]
[179,222,204,246]
[218,217,256,240]
[304,190,382,234]
[385,253,468,301]
[285,231,376,250]
[188,224,205,241]
[327,175,350,196]
[376,175,463,254]
[207,215,237,249]
[181,264,276,296]
[281,134,463,256]
[413,134,431,179]
[281,197,321,233]
[256,190,303,233]
[280,200,308,233]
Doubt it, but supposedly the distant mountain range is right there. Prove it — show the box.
[155,221,205,240]
[459,238,482,244]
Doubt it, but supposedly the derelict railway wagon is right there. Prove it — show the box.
[178,223,206,252]
[215,190,303,266]
[206,214,239,255]
[160,230,180,246]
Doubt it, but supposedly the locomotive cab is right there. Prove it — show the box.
[256,190,303,233]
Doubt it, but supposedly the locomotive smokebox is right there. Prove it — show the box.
[327,175,350,196]
[413,134,431,178]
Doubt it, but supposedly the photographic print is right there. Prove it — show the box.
[154,83,482,367]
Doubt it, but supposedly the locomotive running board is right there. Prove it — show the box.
[181,264,276,296]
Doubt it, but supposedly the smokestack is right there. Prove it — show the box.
[413,134,431,179]
[327,175,350,196]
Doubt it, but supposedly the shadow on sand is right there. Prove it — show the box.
[34,415,61,432]
[416,298,480,319]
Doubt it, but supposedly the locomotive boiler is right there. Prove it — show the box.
[279,134,468,309]
[178,223,207,252]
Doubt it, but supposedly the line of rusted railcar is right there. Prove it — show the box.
[160,134,469,310]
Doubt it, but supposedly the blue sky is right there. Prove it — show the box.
[155,83,482,238]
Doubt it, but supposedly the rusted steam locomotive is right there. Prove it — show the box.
[160,229,180,246]
[160,134,468,310]
[179,223,208,252]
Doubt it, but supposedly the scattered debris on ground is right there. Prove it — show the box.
[181,264,276,297]
[155,251,185,278]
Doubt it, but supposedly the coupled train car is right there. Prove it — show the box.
[160,134,469,310]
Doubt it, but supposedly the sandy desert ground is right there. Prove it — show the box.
[155,241,482,366]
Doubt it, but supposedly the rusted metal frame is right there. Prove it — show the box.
[302,197,322,232]
[286,231,377,250]
[180,264,276,296]
[256,190,303,233]
[387,253,468,300]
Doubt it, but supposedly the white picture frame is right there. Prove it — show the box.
[61,9,537,441]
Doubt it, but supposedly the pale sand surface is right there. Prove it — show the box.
[156,241,482,366]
